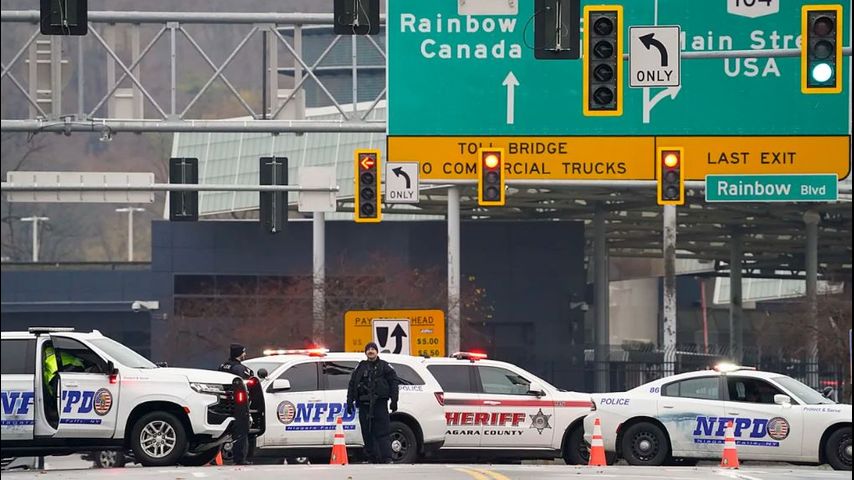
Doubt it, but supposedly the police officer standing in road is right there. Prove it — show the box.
[346,342,400,463]
[219,343,254,465]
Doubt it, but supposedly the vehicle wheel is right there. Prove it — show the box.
[94,450,126,468]
[620,422,669,466]
[563,426,589,465]
[825,426,852,471]
[130,411,188,467]
[389,421,418,463]
[177,447,220,466]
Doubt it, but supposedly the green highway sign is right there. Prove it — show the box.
[705,174,839,202]
[387,0,851,136]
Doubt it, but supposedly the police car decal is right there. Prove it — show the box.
[277,401,357,431]
[445,411,528,436]
[529,409,552,434]
[692,415,790,447]
[1,391,35,426]
[93,388,113,416]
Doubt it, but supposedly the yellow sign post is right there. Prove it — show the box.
[344,309,446,357]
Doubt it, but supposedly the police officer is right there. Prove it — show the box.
[346,342,400,464]
[219,343,253,465]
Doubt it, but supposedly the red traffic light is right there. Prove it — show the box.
[657,147,684,206]
[662,151,680,168]
[478,148,505,206]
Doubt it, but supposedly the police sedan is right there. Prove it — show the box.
[584,364,852,470]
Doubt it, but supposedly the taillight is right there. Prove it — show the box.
[434,392,445,406]
[246,377,257,388]
[109,373,118,384]
[235,389,247,405]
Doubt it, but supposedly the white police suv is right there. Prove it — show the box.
[243,348,445,463]
[423,352,593,464]
[584,363,852,470]
[1,328,245,467]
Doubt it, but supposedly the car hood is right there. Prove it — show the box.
[157,367,239,384]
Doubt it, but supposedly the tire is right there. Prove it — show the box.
[129,411,188,467]
[620,422,669,466]
[177,447,220,467]
[389,421,418,464]
[94,450,126,468]
[563,426,589,465]
[825,426,852,471]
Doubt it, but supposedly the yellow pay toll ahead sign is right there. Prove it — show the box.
[387,135,850,181]
[344,309,446,357]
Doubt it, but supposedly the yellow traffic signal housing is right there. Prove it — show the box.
[477,148,505,206]
[657,147,684,206]
[583,5,624,116]
[354,149,382,223]
[801,5,843,94]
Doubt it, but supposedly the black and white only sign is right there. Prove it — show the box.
[629,26,681,88]
[385,162,420,204]
[372,319,411,355]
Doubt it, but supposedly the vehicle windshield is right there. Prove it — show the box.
[244,360,285,379]
[88,338,157,369]
[773,376,836,405]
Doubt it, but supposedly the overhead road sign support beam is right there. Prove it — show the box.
[0,120,386,134]
[2,10,386,26]
[1,183,339,193]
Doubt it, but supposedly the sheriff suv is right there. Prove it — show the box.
[423,352,592,464]
[1,328,246,467]
[584,363,852,470]
[243,348,446,464]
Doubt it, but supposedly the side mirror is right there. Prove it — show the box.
[257,368,269,379]
[155,361,168,368]
[528,381,546,397]
[270,379,291,392]
[822,386,834,399]
[773,394,792,406]
[106,360,118,375]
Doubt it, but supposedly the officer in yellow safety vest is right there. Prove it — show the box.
[43,345,85,395]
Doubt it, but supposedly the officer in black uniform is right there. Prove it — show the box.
[219,343,254,465]
[346,342,400,463]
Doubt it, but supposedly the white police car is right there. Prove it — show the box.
[1,328,244,467]
[584,363,852,470]
[243,349,445,463]
[423,352,593,464]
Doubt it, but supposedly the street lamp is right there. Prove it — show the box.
[20,216,49,262]
[116,207,145,262]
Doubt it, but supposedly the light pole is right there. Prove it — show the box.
[116,207,145,262]
[20,216,49,262]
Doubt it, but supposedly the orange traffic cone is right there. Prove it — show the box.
[329,416,349,465]
[588,417,607,467]
[720,420,740,469]
[213,449,224,466]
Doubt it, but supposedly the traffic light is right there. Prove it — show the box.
[333,0,380,35]
[354,149,381,223]
[260,156,288,234]
[477,148,505,207]
[169,157,198,221]
[583,5,623,116]
[801,5,842,94]
[657,147,684,206]
[40,0,88,36]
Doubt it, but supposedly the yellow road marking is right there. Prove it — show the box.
[454,467,492,480]
[470,467,513,480]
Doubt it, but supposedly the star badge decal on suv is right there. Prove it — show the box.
[529,408,552,434]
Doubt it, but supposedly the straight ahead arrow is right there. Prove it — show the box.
[502,71,519,125]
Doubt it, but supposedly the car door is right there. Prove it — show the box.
[427,364,482,447]
[1,338,37,441]
[265,361,325,446]
[723,375,803,459]
[51,336,119,439]
[319,360,361,446]
[658,375,726,458]
[476,365,554,449]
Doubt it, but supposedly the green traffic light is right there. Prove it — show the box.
[811,63,833,83]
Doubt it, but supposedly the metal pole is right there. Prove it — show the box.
[729,229,744,363]
[21,216,49,262]
[313,212,326,343]
[447,187,461,354]
[116,207,145,261]
[593,205,609,393]
[662,205,677,377]
[804,210,820,388]
[262,30,267,120]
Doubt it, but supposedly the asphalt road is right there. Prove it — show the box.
[1,463,847,480]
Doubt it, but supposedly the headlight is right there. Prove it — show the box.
[190,382,227,395]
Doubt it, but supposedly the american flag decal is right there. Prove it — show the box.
[93,388,113,416]
[767,417,790,440]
